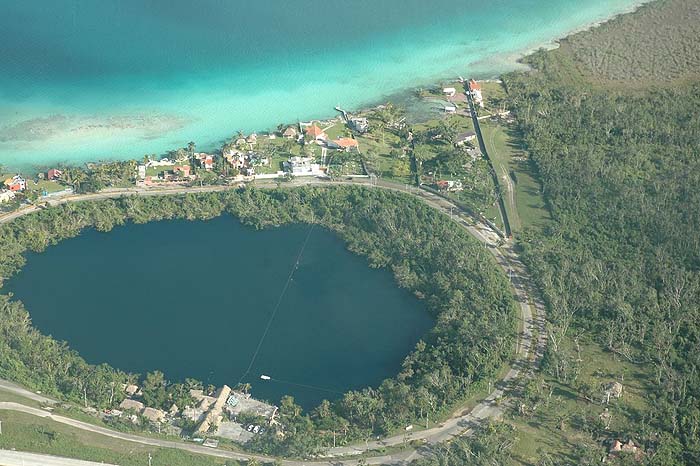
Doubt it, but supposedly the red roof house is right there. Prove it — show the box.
[305,125,327,140]
[468,79,481,91]
[47,168,63,181]
[334,137,359,151]
[4,176,26,192]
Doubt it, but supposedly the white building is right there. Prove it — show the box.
[283,157,322,176]
[0,190,16,203]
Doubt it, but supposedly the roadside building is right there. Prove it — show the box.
[173,165,191,177]
[455,131,477,146]
[443,87,456,97]
[436,180,463,192]
[137,165,146,179]
[284,156,322,176]
[468,79,484,107]
[444,105,457,114]
[142,407,166,423]
[0,190,16,203]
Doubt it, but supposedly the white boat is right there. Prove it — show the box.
[260,374,271,380]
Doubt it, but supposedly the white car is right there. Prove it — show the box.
[253,425,260,434]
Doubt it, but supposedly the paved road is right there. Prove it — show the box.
[0,179,546,465]
[0,449,118,466]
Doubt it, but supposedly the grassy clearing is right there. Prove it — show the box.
[0,410,241,466]
[507,341,653,464]
[479,122,550,232]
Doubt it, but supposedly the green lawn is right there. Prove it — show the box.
[0,410,241,466]
[479,122,550,233]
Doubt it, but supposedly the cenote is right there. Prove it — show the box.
[6,215,433,409]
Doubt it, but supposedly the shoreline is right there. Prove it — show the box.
[2,0,652,174]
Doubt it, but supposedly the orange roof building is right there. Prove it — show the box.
[468,79,481,91]
[305,125,327,140]
[334,137,359,150]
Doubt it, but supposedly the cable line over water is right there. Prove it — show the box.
[237,222,316,385]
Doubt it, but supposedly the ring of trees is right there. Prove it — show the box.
[0,185,516,456]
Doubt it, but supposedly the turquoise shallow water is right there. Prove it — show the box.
[0,0,642,171]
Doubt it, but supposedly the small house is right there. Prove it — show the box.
[194,153,214,170]
[119,399,145,412]
[469,79,484,107]
[436,180,463,192]
[333,137,359,152]
[455,131,477,146]
[304,125,327,141]
[124,384,140,397]
[173,165,191,177]
[142,407,166,423]
[444,105,457,114]
[282,127,298,139]
[443,87,456,97]
[4,175,26,192]
[0,190,16,203]
[47,168,63,181]
[349,117,369,133]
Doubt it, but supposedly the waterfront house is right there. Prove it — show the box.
[443,87,456,97]
[282,127,298,139]
[119,399,145,412]
[47,168,63,181]
[246,133,258,145]
[4,175,26,192]
[195,153,215,170]
[124,384,141,397]
[349,117,369,133]
[305,125,327,141]
[0,190,16,203]
[137,165,146,179]
[333,137,359,152]
[455,131,477,146]
[145,158,174,168]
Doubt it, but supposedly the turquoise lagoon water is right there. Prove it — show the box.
[0,0,643,171]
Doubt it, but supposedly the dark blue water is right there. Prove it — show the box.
[5,216,432,408]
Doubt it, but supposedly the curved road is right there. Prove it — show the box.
[0,179,546,465]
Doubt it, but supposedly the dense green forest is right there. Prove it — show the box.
[0,186,515,456]
[489,0,700,463]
